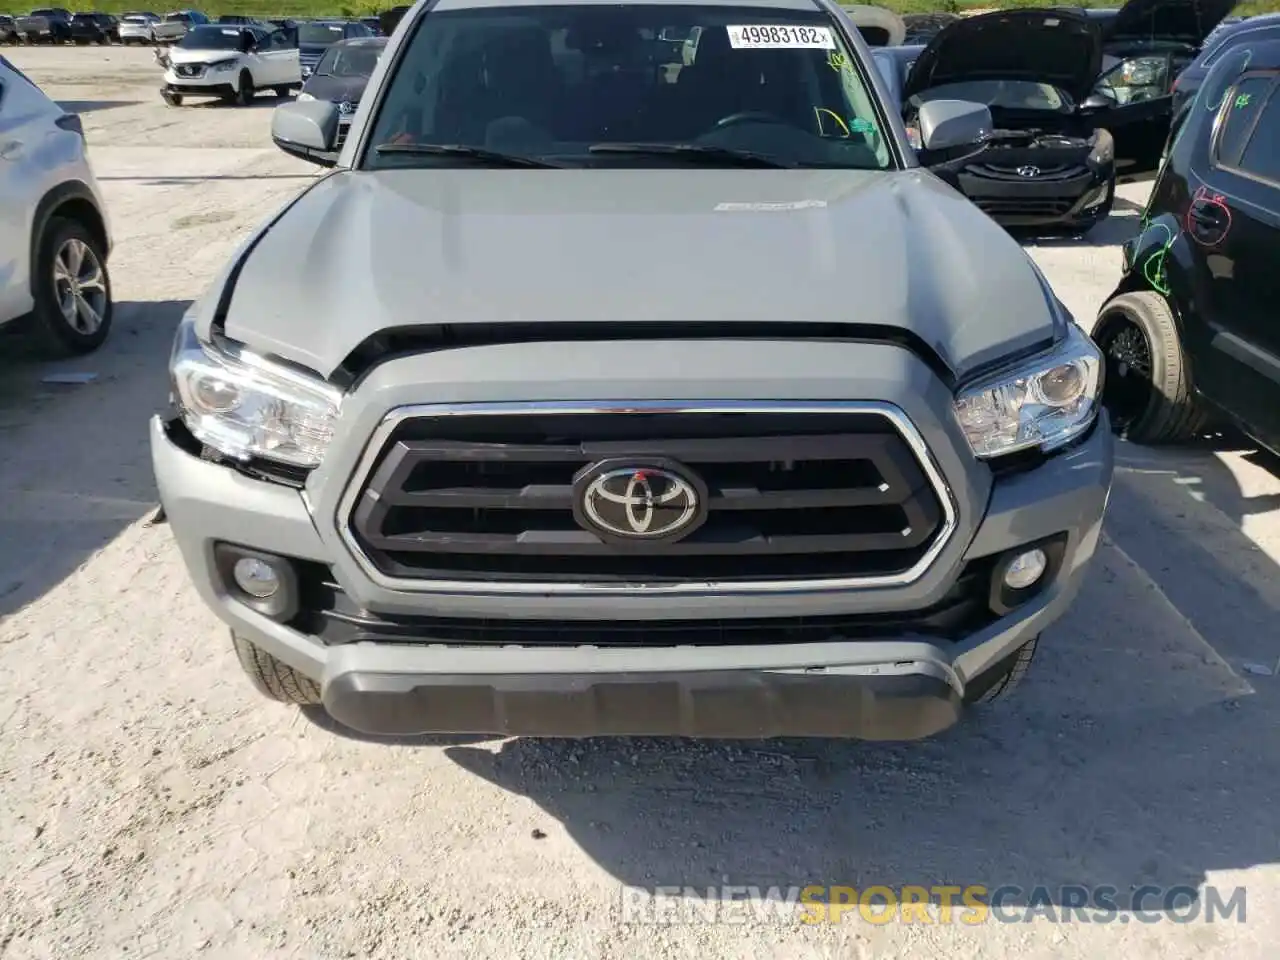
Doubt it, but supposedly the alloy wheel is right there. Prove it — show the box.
[52,237,108,336]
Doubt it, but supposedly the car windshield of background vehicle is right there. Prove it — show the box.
[364,3,894,170]
[299,22,345,44]
[316,44,381,77]
[176,25,243,50]
[908,79,1073,113]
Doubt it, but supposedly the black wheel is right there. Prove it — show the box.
[273,85,291,98]
[30,217,112,356]
[964,636,1039,705]
[235,70,254,106]
[232,633,321,705]
[160,88,181,106]
[1093,290,1209,443]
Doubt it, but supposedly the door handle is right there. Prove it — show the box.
[1188,203,1225,226]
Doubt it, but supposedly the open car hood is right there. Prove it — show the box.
[902,9,1103,103]
[842,4,906,46]
[1104,0,1236,46]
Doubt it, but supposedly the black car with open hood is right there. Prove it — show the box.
[901,9,1117,232]
[1078,0,1236,177]
[904,8,1103,103]
[1097,0,1237,51]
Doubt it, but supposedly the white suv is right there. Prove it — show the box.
[0,56,113,355]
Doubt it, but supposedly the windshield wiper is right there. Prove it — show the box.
[587,142,794,168]
[373,143,562,168]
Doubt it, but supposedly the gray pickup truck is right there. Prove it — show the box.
[152,0,1114,741]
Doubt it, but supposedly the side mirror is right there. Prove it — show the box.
[239,33,255,53]
[916,99,992,151]
[1081,92,1114,111]
[271,100,340,167]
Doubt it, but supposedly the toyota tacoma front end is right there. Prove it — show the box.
[151,0,1114,740]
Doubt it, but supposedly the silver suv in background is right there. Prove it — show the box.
[0,57,113,355]
[153,0,1113,741]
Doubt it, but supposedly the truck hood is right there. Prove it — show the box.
[217,168,1062,382]
[903,9,1103,103]
[1105,0,1235,45]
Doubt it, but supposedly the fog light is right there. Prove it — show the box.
[1002,548,1048,590]
[233,557,281,599]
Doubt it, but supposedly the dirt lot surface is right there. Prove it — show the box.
[3,45,1280,960]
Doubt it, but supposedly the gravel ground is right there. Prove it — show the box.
[2,45,1280,960]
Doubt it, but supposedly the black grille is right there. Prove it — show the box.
[293,557,997,646]
[347,411,948,584]
[975,198,1074,218]
[967,162,1089,181]
[335,121,349,148]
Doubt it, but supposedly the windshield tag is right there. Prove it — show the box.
[715,200,828,212]
[726,25,835,49]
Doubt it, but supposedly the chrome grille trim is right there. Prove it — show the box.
[334,400,959,596]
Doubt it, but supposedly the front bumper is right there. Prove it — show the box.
[152,340,1114,739]
[956,162,1114,228]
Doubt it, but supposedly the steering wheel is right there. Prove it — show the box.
[713,111,787,130]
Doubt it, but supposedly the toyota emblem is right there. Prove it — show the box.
[1017,165,1040,178]
[573,459,708,545]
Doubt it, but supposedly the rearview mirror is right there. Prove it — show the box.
[271,99,340,167]
[916,99,992,152]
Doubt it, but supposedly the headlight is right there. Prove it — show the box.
[169,318,341,468]
[1088,128,1114,166]
[296,91,315,101]
[209,58,238,72]
[953,323,1103,459]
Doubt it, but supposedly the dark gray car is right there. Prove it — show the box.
[152,0,1114,742]
[297,36,386,148]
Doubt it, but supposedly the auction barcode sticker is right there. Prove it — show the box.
[726,25,836,49]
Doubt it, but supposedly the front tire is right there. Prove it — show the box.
[234,70,254,106]
[273,85,291,98]
[232,633,321,705]
[1093,290,1209,443]
[160,88,181,106]
[31,217,113,356]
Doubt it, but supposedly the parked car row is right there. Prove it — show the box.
[1,10,396,46]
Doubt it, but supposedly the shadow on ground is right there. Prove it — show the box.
[0,299,186,616]
[431,437,1280,912]
[56,99,146,113]
[98,174,317,184]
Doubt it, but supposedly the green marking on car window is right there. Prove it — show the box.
[849,118,875,134]
[1234,93,1252,108]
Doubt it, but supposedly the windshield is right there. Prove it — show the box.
[909,79,1073,113]
[165,13,190,22]
[299,22,345,45]
[123,15,149,22]
[316,44,382,77]
[364,4,893,170]
[177,25,244,50]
